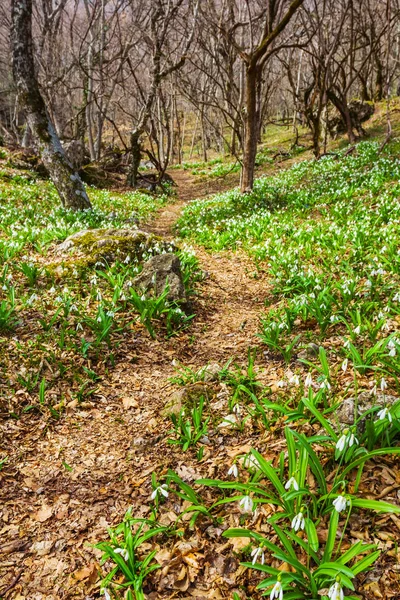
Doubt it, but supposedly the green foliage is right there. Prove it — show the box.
[168,396,210,451]
[96,510,168,599]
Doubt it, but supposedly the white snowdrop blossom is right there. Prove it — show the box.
[328,580,344,600]
[320,379,331,390]
[232,403,241,415]
[341,359,348,372]
[285,476,299,491]
[336,429,358,453]
[270,578,283,600]
[227,463,238,478]
[114,547,129,561]
[251,546,265,565]
[353,325,361,335]
[380,377,387,391]
[377,407,392,423]
[239,495,254,513]
[103,590,111,600]
[288,374,300,386]
[151,484,169,500]
[333,495,348,513]
[305,373,313,387]
[244,454,260,471]
[291,510,305,532]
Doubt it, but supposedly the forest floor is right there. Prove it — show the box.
[1,107,400,600]
[0,169,281,600]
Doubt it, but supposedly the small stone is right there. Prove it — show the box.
[134,253,186,302]
[202,363,221,382]
[337,392,398,427]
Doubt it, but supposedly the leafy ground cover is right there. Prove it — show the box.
[1,131,400,600]
[0,159,200,418]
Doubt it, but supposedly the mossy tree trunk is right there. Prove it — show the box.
[11,0,91,211]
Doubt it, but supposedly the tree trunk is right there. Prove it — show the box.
[11,0,91,211]
[127,130,141,187]
[241,65,258,193]
[327,90,356,144]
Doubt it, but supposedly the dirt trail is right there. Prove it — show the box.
[0,173,271,599]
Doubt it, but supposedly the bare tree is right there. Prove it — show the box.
[11,0,91,210]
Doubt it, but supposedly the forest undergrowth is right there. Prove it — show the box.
[0,138,400,600]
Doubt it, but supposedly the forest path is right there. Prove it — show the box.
[1,173,272,600]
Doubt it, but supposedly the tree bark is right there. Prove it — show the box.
[241,65,259,192]
[127,130,141,187]
[11,0,91,210]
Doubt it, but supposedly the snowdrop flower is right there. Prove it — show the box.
[114,547,129,561]
[376,407,392,423]
[380,377,387,391]
[333,495,348,513]
[227,463,238,478]
[288,374,300,386]
[291,509,305,532]
[76,322,83,331]
[336,429,358,453]
[244,454,260,471]
[320,379,331,390]
[103,590,111,600]
[239,495,253,513]
[341,359,348,372]
[251,546,265,565]
[343,339,351,349]
[232,403,241,415]
[353,325,361,335]
[124,254,131,264]
[328,579,344,600]
[285,476,299,491]
[49,286,56,293]
[388,340,397,357]
[305,373,313,387]
[270,577,283,600]
[151,484,168,500]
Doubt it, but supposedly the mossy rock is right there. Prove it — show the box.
[56,228,174,267]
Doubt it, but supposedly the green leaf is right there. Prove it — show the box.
[322,510,339,562]
[351,498,400,514]
[251,449,286,496]
[352,550,381,575]
[304,518,319,553]
[302,397,337,440]
[338,541,376,565]
[292,431,328,495]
